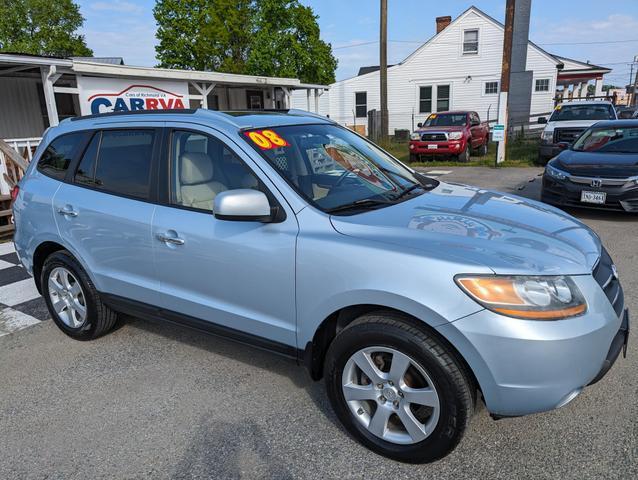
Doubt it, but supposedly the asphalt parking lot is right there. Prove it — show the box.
[1,166,636,480]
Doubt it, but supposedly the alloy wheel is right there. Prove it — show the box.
[48,267,87,328]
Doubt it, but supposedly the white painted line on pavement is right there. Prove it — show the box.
[426,170,453,175]
[0,242,15,256]
[0,259,15,270]
[0,278,40,307]
[0,307,41,337]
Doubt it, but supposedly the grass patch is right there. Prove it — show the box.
[379,137,540,168]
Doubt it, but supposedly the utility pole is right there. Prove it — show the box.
[633,55,638,106]
[496,0,515,164]
[380,0,389,143]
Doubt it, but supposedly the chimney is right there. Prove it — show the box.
[436,16,452,33]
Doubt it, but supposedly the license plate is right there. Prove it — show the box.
[427,144,438,150]
[581,191,606,204]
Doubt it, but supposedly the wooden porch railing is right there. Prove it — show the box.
[0,137,40,236]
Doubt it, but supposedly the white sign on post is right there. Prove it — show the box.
[77,77,190,116]
[492,124,505,142]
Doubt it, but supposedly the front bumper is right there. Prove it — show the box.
[542,175,638,212]
[539,143,562,160]
[409,140,466,156]
[436,274,626,416]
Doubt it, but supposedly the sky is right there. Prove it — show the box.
[76,0,638,86]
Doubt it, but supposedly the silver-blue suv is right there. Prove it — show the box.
[12,109,629,463]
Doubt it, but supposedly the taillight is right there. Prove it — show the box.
[10,185,19,206]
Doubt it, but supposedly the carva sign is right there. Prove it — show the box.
[77,77,190,115]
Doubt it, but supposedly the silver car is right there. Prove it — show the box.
[12,109,629,463]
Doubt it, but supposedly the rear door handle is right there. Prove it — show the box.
[57,207,78,217]
[156,233,185,246]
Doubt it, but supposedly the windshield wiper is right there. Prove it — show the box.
[326,198,393,214]
[390,183,425,201]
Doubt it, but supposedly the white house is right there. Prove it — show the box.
[292,6,611,134]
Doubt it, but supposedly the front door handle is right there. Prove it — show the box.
[156,233,185,246]
[57,207,78,217]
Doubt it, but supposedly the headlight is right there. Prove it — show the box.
[541,130,553,142]
[410,132,422,141]
[448,132,463,140]
[545,163,568,180]
[455,275,587,320]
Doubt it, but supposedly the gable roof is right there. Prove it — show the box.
[357,65,396,76]
[553,55,611,74]
[400,6,561,67]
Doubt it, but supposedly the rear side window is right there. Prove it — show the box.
[74,129,155,200]
[37,133,86,180]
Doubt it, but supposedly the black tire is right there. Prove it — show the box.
[478,140,488,156]
[41,250,118,340]
[457,145,470,163]
[535,154,549,166]
[324,311,474,463]
[409,153,419,163]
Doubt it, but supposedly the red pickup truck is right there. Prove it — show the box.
[409,111,490,162]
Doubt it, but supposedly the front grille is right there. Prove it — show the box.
[421,133,447,142]
[554,128,585,143]
[593,248,624,317]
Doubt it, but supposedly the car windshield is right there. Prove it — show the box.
[549,104,615,122]
[242,124,435,213]
[423,113,467,127]
[572,126,638,153]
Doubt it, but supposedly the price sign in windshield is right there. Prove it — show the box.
[245,130,290,150]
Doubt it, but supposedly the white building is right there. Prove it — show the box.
[0,53,327,196]
[292,6,611,134]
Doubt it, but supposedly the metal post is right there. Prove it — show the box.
[307,89,311,111]
[379,0,389,142]
[496,0,515,164]
[314,88,319,113]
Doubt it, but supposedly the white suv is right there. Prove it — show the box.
[538,101,617,164]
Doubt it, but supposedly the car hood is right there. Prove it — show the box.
[330,182,601,275]
[546,120,602,130]
[555,150,638,177]
[416,126,465,133]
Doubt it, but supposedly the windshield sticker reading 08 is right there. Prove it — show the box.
[245,130,290,150]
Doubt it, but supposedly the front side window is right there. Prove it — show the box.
[419,86,432,113]
[37,132,86,180]
[463,29,479,54]
[171,130,261,212]
[535,79,550,92]
[423,113,467,127]
[437,85,451,112]
[572,126,638,153]
[355,92,367,118]
[549,104,616,122]
[73,129,155,200]
[485,81,499,95]
[242,124,435,214]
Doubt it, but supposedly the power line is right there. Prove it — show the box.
[334,38,638,50]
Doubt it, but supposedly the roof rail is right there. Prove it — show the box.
[69,108,199,122]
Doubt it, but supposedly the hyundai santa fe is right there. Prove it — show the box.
[12,109,629,463]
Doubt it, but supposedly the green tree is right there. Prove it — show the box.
[0,0,92,57]
[154,0,337,84]
[246,0,337,84]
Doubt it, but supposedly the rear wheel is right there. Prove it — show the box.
[409,153,420,163]
[478,140,488,156]
[325,311,474,463]
[42,251,118,340]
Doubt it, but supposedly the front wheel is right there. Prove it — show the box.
[457,145,470,163]
[324,311,474,463]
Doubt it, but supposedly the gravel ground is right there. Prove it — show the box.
[0,166,636,479]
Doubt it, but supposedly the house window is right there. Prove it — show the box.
[355,92,367,118]
[437,85,450,111]
[484,81,499,95]
[419,86,432,113]
[463,29,479,54]
[535,79,550,92]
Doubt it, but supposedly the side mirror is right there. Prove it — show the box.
[538,117,548,124]
[557,141,570,151]
[213,189,273,222]
[417,122,423,128]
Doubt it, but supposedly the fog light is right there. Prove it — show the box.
[409,144,414,150]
